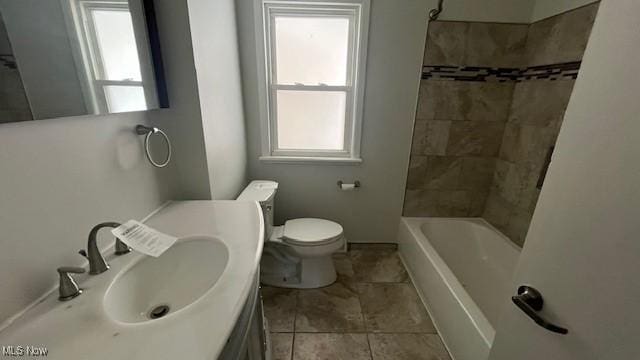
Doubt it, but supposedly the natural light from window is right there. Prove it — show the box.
[260,0,369,161]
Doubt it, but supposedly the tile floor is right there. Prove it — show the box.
[262,244,452,360]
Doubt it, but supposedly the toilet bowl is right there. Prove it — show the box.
[237,181,344,289]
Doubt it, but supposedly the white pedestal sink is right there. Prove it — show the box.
[0,200,264,360]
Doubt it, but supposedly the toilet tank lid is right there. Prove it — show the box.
[237,180,279,203]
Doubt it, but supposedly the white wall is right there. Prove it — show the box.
[237,0,428,243]
[0,0,214,324]
[531,0,598,22]
[187,0,247,200]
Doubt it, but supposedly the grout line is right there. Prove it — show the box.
[352,261,374,360]
[290,290,299,360]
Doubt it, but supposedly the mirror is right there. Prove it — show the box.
[0,0,168,123]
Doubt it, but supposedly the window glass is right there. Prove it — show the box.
[104,85,146,113]
[274,16,350,86]
[276,90,347,150]
[91,9,142,81]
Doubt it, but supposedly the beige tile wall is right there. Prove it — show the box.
[405,21,526,218]
[404,3,600,247]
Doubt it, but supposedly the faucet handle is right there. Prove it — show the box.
[57,267,85,301]
[115,238,132,255]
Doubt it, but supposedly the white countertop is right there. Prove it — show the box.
[0,200,264,360]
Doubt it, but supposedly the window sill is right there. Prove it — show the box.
[259,156,363,165]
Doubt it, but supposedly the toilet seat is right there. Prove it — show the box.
[281,218,343,246]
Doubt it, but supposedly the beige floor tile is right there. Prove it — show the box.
[296,282,365,332]
[271,333,294,360]
[293,333,371,360]
[262,286,297,332]
[349,247,408,283]
[333,253,356,284]
[358,283,436,333]
[368,333,451,360]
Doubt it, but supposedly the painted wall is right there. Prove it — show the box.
[187,0,247,200]
[237,0,428,243]
[531,0,598,22]
[0,0,217,324]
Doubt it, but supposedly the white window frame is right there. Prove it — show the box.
[255,0,370,164]
[60,0,158,114]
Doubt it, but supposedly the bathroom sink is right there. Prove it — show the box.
[103,236,229,323]
[0,201,263,360]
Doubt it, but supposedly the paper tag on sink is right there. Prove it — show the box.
[111,220,177,257]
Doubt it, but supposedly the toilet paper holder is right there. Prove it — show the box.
[337,180,361,189]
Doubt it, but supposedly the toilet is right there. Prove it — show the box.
[237,180,344,289]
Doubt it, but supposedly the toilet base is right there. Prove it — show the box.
[261,254,337,289]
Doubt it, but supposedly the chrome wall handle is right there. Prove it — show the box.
[511,285,568,334]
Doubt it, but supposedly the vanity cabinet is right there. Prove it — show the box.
[219,271,270,360]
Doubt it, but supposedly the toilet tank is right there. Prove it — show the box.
[237,180,278,239]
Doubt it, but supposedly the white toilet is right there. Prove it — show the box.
[237,180,344,289]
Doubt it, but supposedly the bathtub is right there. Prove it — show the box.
[398,218,520,360]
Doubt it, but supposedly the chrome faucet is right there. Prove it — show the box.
[58,267,85,301]
[80,222,131,275]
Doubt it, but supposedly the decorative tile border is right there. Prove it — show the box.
[422,61,581,82]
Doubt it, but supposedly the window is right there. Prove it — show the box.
[257,0,370,163]
[63,0,156,114]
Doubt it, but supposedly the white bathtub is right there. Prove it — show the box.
[398,217,520,360]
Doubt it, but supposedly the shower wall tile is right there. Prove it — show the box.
[482,191,513,231]
[411,120,451,156]
[423,21,467,65]
[417,81,514,121]
[469,190,490,217]
[460,157,496,190]
[465,23,528,68]
[526,2,599,66]
[446,121,505,156]
[422,156,464,190]
[403,190,471,217]
[499,123,557,165]
[405,155,429,190]
[508,80,575,127]
[423,21,528,68]
[406,155,464,191]
[490,82,580,245]
[404,190,438,216]
[503,208,533,247]
[406,4,597,226]
[436,190,472,217]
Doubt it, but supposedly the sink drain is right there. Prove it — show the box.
[148,305,170,319]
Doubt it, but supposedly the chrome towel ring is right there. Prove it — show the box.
[135,125,172,168]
